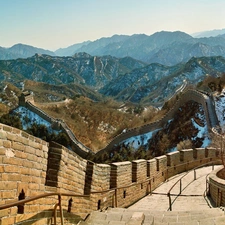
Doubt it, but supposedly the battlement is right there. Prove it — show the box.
[0,123,220,224]
[17,88,220,159]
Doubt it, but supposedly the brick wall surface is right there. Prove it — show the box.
[110,161,132,188]
[209,167,225,207]
[132,159,147,183]
[0,122,221,225]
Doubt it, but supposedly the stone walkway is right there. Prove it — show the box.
[79,165,225,225]
[129,165,222,212]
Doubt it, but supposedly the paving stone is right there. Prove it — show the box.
[168,222,185,225]
[162,215,178,223]
[198,218,215,225]
[143,214,154,222]
[121,212,133,221]
[106,212,122,221]
[87,211,107,221]
[183,221,199,225]
[108,221,126,225]
[79,166,225,225]
[214,216,225,225]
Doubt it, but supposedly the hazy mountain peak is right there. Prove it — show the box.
[192,28,225,38]
[0,43,55,60]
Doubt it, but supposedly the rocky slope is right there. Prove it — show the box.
[100,56,225,106]
[1,54,225,106]
[0,53,147,91]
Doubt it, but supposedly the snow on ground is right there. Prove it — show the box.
[120,129,161,150]
[14,106,59,134]
[214,89,225,131]
[191,118,211,147]
[12,88,225,152]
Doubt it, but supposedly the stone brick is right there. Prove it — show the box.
[36,149,44,157]
[132,159,147,183]
[2,173,21,181]
[0,147,6,155]
[29,183,40,190]
[12,142,25,151]
[21,131,29,139]
[193,148,205,160]
[6,132,18,141]
[0,209,9,217]
[17,183,29,194]
[2,190,16,199]
[110,161,132,188]
[4,165,21,173]
[30,169,41,177]
[0,165,3,173]
[147,159,157,178]
[12,127,21,135]
[3,140,11,148]
[155,155,167,172]
[1,216,15,225]
[28,140,41,149]
[167,151,181,166]
[10,206,18,216]
[16,135,29,145]
[15,151,27,159]
[0,181,17,190]
[0,130,7,139]
[27,153,38,162]
[20,175,31,183]
[180,149,194,162]
[3,157,23,166]
[25,146,36,155]
[3,125,12,132]
[20,167,31,175]
[206,147,217,159]
[22,160,34,168]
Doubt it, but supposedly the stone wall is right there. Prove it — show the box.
[18,88,219,158]
[96,89,219,156]
[208,167,225,207]
[0,123,220,224]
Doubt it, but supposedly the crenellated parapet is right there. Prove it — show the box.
[0,122,221,224]
[96,88,220,156]
[17,88,220,158]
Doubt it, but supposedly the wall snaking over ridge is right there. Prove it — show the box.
[18,88,220,158]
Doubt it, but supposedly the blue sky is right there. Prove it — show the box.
[0,0,225,50]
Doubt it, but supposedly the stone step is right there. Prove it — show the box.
[78,208,225,225]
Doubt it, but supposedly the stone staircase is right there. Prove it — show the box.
[78,207,225,225]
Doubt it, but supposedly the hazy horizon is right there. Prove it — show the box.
[1,0,225,51]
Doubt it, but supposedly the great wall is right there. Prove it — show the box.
[17,88,220,158]
[0,88,225,224]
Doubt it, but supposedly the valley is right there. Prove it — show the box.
[1,30,225,161]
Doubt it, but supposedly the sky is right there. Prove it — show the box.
[0,0,225,51]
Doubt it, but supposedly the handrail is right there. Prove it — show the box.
[0,158,220,223]
[167,161,218,211]
[0,192,89,210]
[0,192,89,225]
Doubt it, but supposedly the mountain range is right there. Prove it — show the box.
[192,28,225,38]
[1,30,225,66]
[1,52,225,107]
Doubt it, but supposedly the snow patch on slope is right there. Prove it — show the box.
[214,89,225,131]
[14,106,60,134]
[120,129,161,150]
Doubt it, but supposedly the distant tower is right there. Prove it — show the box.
[18,91,34,106]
